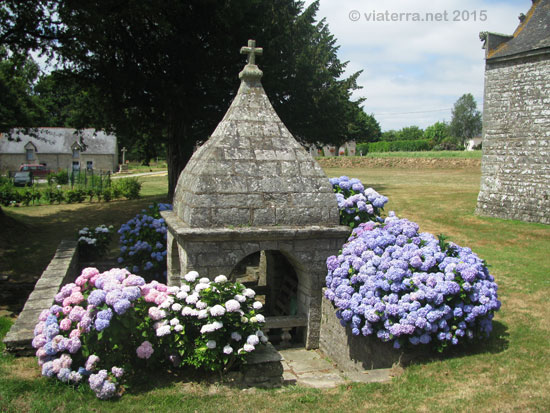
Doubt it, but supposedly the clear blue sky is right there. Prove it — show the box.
[304,0,532,131]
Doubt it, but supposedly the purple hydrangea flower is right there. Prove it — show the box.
[325,213,500,350]
[94,318,110,331]
[87,290,107,307]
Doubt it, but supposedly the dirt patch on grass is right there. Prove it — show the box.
[504,290,550,332]
[7,357,41,381]
[317,157,481,169]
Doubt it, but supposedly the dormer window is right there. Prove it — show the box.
[24,142,37,161]
[71,142,81,159]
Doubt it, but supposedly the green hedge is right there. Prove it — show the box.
[357,143,369,155]
[0,177,141,207]
[364,139,433,153]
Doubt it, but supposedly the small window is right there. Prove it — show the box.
[86,161,93,170]
[26,149,34,161]
[72,161,80,171]
[73,149,80,158]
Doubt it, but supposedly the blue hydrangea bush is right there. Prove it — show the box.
[117,203,172,281]
[33,267,265,400]
[330,176,388,228]
[325,213,501,351]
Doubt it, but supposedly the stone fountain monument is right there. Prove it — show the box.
[162,40,350,349]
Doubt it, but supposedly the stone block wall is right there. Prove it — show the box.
[319,294,422,370]
[163,210,350,349]
[476,53,550,224]
[3,240,79,354]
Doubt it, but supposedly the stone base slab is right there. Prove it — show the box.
[3,240,79,355]
[319,294,424,370]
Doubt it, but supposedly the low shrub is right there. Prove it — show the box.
[78,225,115,261]
[20,186,42,206]
[32,268,266,399]
[100,188,112,202]
[433,136,464,151]
[48,170,69,185]
[0,181,20,206]
[114,178,141,200]
[66,189,86,204]
[356,143,369,155]
[325,213,501,351]
[86,189,95,203]
[43,187,65,204]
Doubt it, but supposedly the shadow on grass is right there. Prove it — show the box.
[119,365,248,398]
[365,184,390,194]
[0,195,168,314]
[404,320,510,367]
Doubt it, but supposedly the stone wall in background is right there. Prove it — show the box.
[476,53,550,224]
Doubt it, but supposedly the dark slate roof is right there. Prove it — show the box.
[0,128,117,155]
[488,0,550,60]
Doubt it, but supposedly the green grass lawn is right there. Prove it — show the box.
[1,165,550,412]
[125,160,168,173]
[0,174,169,286]
[318,150,482,159]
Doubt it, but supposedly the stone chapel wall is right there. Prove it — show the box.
[476,53,550,224]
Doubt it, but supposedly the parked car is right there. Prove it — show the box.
[13,171,34,187]
[19,164,51,177]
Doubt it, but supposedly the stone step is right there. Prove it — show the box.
[3,240,79,355]
[265,315,307,329]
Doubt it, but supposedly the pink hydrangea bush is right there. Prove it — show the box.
[34,267,149,399]
[33,267,266,400]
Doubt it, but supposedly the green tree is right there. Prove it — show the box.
[381,130,399,142]
[0,49,45,131]
[381,126,424,142]
[0,50,48,218]
[424,121,450,145]
[397,125,424,141]
[1,0,367,198]
[33,71,105,128]
[348,108,381,143]
[450,93,482,146]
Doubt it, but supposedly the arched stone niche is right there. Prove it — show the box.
[162,220,349,349]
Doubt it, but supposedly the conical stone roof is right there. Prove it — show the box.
[173,40,339,228]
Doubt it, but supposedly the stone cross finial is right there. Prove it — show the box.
[240,39,263,65]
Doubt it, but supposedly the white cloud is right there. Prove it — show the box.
[304,0,531,130]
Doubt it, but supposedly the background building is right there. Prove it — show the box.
[0,128,118,173]
[476,0,550,224]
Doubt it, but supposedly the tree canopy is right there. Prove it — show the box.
[1,0,372,197]
[380,125,424,142]
[424,121,450,145]
[0,49,45,131]
[450,93,482,146]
